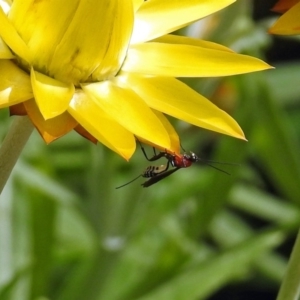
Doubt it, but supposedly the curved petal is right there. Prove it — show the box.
[91,0,133,82]
[10,103,27,116]
[133,0,144,12]
[269,2,300,35]
[74,124,98,144]
[121,73,245,140]
[0,60,33,108]
[153,34,234,52]
[24,99,77,144]
[31,68,75,120]
[0,6,31,63]
[272,0,300,13]
[0,37,15,59]
[123,43,272,77]
[131,0,235,44]
[137,110,180,153]
[9,0,80,76]
[10,0,133,84]
[51,0,133,83]
[149,110,180,153]
[0,0,11,14]
[68,90,135,160]
[82,80,171,150]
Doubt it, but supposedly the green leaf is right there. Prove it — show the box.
[136,230,284,300]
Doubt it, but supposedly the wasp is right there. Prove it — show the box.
[116,143,234,189]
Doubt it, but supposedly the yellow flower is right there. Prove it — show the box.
[0,0,271,160]
[269,0,300,35]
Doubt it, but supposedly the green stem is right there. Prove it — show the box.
[277,229,300,300]
[0,116,34,194]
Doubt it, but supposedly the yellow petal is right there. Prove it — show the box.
[9,0,79,78]
[141,110,180,153]
[24,99,77,144]
[0,6,31,63]
[10,0,133,84]
[0,37,14,59]
[82,80,171,149]
[133,0,144,12]
[31,68,75,120]
[153,34,234,53]
[51,0,133,83]
[269,2,300,35]
[123,43,272,77]
[136,110,180,153]
[0,0,11,14]
[74,124,98,144]
[91,0,133,82]
[0,60,33,108]
[122,73,245,140]
[68,90,135,160]
[131,0,235,43]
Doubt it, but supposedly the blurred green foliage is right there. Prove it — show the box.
[1,1,300,300]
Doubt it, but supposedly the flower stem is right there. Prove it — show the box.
[277,229,300,300]
[0,116,34,194]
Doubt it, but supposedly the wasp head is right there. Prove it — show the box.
[184,151,198,162]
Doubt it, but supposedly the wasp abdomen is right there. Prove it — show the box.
[143,165,167,178]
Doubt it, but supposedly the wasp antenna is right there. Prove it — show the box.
[116,174,142,189]
[206,163,231,175]
[199,158,240,166]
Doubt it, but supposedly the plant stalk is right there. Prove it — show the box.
[277,229,300,300]
[0,116,34,194]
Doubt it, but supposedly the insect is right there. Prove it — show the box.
[116,143,234,189]
[141,146,232,187]
[115,164,168,189]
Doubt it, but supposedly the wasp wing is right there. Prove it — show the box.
[142,167,180,188]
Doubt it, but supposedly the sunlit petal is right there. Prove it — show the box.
[9,0,80,76]
[0,6,31,63]
[0,0,11,14]
[137,109,180,153]
[24,99,77,143]
[153,34,234,52]
[91,1,133,82]
[82,80,171,149]
[269,1,300,35]
[151,110,180,153]
[31,68,75,120]
[131,0,235,43]
[0,60,33,108]
[133,0,144,12]
[52,0,133,83]
[9,0,133,84]
[121,73,245,140]
[0,37,14,59]
[68,90,135,160]
[123,43,272,77]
